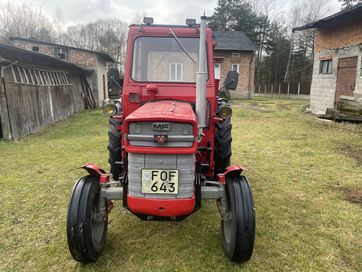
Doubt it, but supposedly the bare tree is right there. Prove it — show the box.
[0,1,54,41]
[132,12,145,24]
[53,7,65,44]
[284,0,339,82]
[63,19,128,71]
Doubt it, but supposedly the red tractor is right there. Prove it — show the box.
[67,16,255,264]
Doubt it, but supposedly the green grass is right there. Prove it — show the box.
[1,98,361,272]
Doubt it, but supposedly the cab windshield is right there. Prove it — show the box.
[131,36,207,83]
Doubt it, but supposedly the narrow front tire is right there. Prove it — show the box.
[221,175,255,263]
[67,175,108,263]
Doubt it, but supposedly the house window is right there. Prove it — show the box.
[214,63,221,80]
[320,59,332,74]
[232,53,240,58]
[54,47,68,61]
[170,63,183,81]
[32,46,39,52]
[231,64,240,73]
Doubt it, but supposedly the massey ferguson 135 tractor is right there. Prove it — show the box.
[67,16,255,264]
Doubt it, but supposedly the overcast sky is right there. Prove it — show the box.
[0,0,341,26]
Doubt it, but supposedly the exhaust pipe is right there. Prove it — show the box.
[196,15,207,137]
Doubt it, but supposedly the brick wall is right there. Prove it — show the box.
[214,50,255,98]
[315,13,362,52]
[147,52,198,82]
[13,41,54,56]
[11,40,97,69]
[68,50,96,69]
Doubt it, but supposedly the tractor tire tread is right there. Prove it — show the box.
[214,118,232,174]
[108,117,122,180]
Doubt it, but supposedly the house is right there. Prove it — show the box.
[213,31,256,98]
[9,37,115,107]
[293,4,362,114]
[0,44,94,140]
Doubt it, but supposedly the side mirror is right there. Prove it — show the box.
[224,71,239,90]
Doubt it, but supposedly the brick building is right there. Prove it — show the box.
[213,31,256,98]
[9,37,115,107]
[294,4,362,114]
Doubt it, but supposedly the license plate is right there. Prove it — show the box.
[141,169,179,194]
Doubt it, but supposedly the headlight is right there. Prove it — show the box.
[216,98,232,119]
[218,106,232,119]
[103,99,117,116]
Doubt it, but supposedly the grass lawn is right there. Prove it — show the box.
[1,98,361,272]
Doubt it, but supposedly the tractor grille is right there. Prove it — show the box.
[128,153,195,199]
[127,122,194,147]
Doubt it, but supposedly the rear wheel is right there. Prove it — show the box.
[67,175,108,263]
[221,175,255,263]
[108,118,122,181]
[214,118,232,174]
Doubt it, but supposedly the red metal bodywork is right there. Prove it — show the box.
[122,25,217,176]
[124,100,198,155]
[217,165,247,184]
[81,163,109,184]
[128,196,195,217]
[120,25,220,218]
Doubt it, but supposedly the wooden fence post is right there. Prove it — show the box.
[278,83,281,98]
[297,82,301,99]
[258,84,261,96]
[0,76,12,140]
[287,83,290,99]
[271,84,273,98]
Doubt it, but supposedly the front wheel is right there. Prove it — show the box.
[221,175,255,263]
[67,175,108,263]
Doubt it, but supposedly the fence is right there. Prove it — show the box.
[254,82,311,99]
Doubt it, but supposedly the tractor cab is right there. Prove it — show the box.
[67,16,256,265]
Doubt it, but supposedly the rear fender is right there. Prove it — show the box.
[217,165,247,184]
[80,163,109,184]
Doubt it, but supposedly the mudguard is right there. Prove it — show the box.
[80,163,109,184]
[217,165,247,184]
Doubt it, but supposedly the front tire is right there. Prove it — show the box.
[67,175,108,263]
[221,175,255,263]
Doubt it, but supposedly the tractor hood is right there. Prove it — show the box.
[125,100,197,124]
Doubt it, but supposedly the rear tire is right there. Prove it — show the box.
[67,175,108,263]
[108,118,122,181]
[214,118,232,174]
[221,175,255,263]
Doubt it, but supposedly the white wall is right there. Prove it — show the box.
[310,45,362,114]
[95,56,109,107]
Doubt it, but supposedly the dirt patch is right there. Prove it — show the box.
[341,187,362,208]
[232,104,273,112]
[339,144,362,165]
[276,104,291,110]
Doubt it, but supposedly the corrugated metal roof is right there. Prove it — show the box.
[213,31,257,52]
[293,3,362,32]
